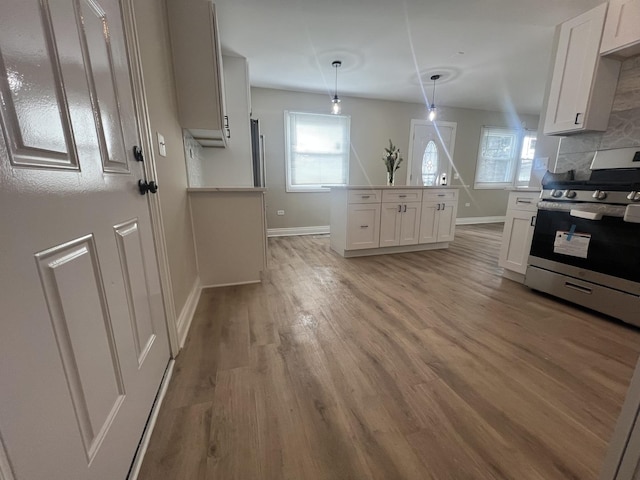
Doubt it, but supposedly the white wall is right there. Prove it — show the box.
[251,87,538,230]
[133,0,199,316]
[199,55,254,186]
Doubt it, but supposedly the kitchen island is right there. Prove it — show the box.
[329,186,459,257]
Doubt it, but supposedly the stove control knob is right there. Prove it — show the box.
[627,191,639,201]
[564,190,577,199]
[551,189,563,198]
[634,192,640,202]
[592,190,608,200]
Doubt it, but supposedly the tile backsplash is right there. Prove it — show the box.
[555,55,640,179]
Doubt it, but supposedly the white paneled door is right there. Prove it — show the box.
[0,1,170,479]
[407,120,457,187]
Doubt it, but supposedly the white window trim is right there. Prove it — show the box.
[284,111,351,193]
[473,126,536,190]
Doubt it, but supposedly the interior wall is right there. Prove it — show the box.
[133,0,199,316]
[251,87,538,229]
[199,55,254,186]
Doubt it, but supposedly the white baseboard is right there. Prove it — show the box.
[456,216,505,225]
[267,225,330,237]
[176,276,201,349]
[128,360,175,480]
[202,280,261,289]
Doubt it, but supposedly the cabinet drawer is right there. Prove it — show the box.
[423,189,457,202]
[507,192,539,212]
[382,189,422,203]
[348,189,382,204]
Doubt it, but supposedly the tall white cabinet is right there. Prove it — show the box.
[498,191,540,283]
[330,186,458,258]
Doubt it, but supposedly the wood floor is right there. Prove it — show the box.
[138,224,640,480]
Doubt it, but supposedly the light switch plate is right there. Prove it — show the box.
[157,132,166,157]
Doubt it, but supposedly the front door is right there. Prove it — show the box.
[0,0,170,479]
[407,120,457,186]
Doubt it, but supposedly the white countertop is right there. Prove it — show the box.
[329,185,459,190]
[187,187,267,193]
[505,187,542,192]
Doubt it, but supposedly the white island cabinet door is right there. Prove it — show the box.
[437,201,458,243]
[380,203,402,247]
[346,204,381,250]
[399,202,422,246]
[419,202,439,244]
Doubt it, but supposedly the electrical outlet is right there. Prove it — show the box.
[277,210,285,216]
[465,203,471,207]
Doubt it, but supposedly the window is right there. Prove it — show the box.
[422,140,439,186]
[474,127,537,189]
[285,111,350,192]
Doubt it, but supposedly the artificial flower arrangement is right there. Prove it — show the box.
[382,139,403,185]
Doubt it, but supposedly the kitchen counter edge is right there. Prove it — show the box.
[187,187,267,193]
[328,185,459,190]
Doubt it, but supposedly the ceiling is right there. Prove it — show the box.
[214,0,603,115]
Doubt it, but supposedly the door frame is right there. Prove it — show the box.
[406,119,458,186]
[120,0,180,357]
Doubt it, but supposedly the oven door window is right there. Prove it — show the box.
[530,209,640,283]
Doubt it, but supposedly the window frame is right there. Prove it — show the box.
[473,126,537,190]
[284,110,351,193]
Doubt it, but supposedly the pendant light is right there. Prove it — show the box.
[331,60,342,115]
[428,74,440,121]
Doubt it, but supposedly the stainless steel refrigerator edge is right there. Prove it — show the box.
[251,119,266,188]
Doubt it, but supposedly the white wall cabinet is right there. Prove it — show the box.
[601,0,640,57]
[499,191,539,282]
[167,0,228,147]
[330,187,458,258]
[543,3,621,135]
[420,190,458,244]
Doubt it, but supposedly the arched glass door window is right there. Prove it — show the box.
[422,141,438,186]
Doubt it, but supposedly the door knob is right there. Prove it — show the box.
[138,180,158,195]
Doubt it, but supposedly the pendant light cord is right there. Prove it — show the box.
[432,78,436,107]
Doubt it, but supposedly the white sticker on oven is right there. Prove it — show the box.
[554,230,591,258]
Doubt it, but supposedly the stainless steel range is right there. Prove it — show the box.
[525,147,640,327]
